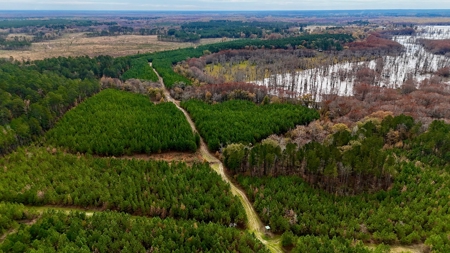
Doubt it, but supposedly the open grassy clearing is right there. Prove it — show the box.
[0,33,224,61]
[205,61,261,82]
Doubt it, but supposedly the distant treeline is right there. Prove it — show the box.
[87,27,162,37]
[0,19,112,29]
[149,33,353,88]
[86,25,135,37]
[0,37,31,50]
[158,20,307,42]
[32,55,132,79]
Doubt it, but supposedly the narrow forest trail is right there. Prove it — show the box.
[30,206,96,217]
[152,65,283,253]
[0,218,39,243]
[0,206,95,244]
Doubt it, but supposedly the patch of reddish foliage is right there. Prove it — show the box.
[172,81,303,104]
[419,39,450,55]
[172,82,267,102]
[346,33,404,54]
[197,82,270,96]
[436,67,450,77]
[322,78,450,126]
[354,67,380,86]
[202,82,306,101]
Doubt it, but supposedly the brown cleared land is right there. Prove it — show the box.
[117,151,204,166]
[0,33,224,61]
[366,243,425,253]
[369,17,450,24]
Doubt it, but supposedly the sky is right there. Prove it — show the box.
[1,0,450,11]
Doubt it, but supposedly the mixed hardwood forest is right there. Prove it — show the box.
[233,118,450,247]
[2,13,450,252]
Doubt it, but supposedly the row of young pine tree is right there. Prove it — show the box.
[0,146,246,225]
[0,202,38,236]
[46,89,199,156]
[181,99,319,151]
[1,211,267,253]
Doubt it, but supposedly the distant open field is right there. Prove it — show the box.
[5,33,34,41]
[0,33,224,61]
[369,17,450,24]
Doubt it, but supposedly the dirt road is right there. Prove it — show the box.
[152,65,283,253]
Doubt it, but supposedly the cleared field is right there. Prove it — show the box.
[0,33,223,61]
[369,17,450,24]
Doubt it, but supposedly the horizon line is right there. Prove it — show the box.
[1,9,450,11]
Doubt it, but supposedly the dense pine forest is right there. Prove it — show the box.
[181,99,319,151]
[228,115,450,251]
[46,89,198,155]
[158,20,305,42]
[32,55,131,80]
[121,58,159,82]
[0,62,99,155]
[0,202,38,236]
[223,115,416,194]
[237,159,450,251]
[0,147,246,225]
[1,211,268,253]
[2,17,450,252]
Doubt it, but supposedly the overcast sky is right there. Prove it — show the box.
[1,0,450,11]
